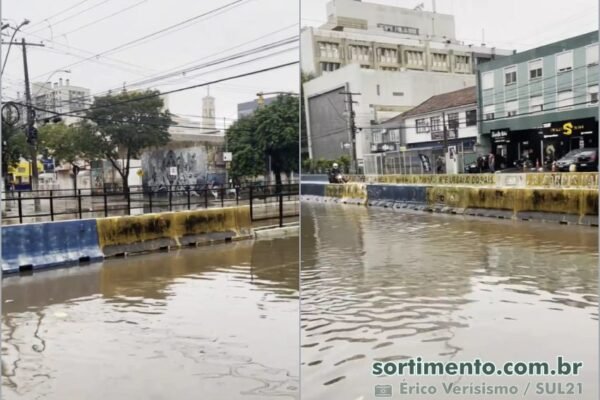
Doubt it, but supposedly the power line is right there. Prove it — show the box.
[32,0,250,79]
[25,0,95,30]
[60,0,149,37]
[28,0,113,35]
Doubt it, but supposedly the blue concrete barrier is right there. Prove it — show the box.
[367,184,427,205]
[2,219,103,274]
[301,174,329,182]
[301,182,326,197]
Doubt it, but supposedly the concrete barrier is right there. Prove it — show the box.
[367,184,427,206]
[2,219,103,274]
[95,205,252,256]
[301,182,326,197]
[324,183,367,205]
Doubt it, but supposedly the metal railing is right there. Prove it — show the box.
[2,182,299,225]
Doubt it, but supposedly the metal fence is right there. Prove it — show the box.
[1,182,299,226]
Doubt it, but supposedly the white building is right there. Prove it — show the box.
[30,78,91,125]
[302,0,513,170]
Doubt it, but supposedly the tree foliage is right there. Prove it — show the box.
[226,94,299,187]
[83,90,172,190]
[1,121,28,178]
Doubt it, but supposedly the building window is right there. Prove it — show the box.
[455,55,470,72]
[405,50,424,66]
[416,118,430,133]
[556,51,573,72]
[349,44,370,62]
[586,44,599,66]
[504,66,517,85]
[360,65,371,69]
[505,100,518,117]
[447,112,459,130]
[588,85,598,105]
[320,62,340,72]
[318,42,340,59]
[392,92,404,96]
[432,53,448,68]
[529,59,542,80]
[483,105,495,120]
[377,23,419,35]
[529,95,543,113]
[482,72,493,90]
[380,66,398,71]
[377,48,397,63]
[465,109,477,126]
[557,90,573,109]
[430,116,441,132]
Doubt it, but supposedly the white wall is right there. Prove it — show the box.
[404,105,478,145]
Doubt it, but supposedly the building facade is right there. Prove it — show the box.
[302,0,513,169]
[30,78,91,124]
[478,31,599,167]
[365,86,479,174]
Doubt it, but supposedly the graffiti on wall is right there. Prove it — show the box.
[142,145,225,192]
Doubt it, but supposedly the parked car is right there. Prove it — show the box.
[555,148,598,172]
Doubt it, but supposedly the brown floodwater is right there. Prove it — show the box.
[2,237,299,399]
[301,202,598,400]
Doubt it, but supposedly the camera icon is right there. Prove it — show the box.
[374,384,393,397]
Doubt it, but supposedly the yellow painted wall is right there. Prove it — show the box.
[325,183,367,203]
[96,206,252,249]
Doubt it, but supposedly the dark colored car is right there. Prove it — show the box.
[555,148,598,172]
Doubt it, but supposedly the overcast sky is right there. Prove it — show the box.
[2,0,299,128]
[301,0,598,52]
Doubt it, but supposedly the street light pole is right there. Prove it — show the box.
[1,19,29,75]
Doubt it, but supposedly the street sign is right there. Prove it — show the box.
[223,152,233,162]
[169,167,177,176]
[1,102,20,126]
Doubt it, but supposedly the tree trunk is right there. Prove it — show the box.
[274,166,282,193]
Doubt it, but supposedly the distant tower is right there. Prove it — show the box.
[202,87,216,130]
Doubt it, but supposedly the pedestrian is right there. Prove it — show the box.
[488,153,495,173]
[436,156,444,174]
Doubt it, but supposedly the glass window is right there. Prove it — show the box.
[505,100,518,117]
[483,105,494,120]
[416,118,430,133]
[530,95,543,112]
[556,51,573,72]
[588,85,598,105]
[557,90,573,109]
[447,112,459,130]
[430,116,441,132]
[504,66,517,85]
[465,109,477,126]
[529,59,542,80]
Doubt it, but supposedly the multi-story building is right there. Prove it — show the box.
[365,86,478,174]
[237,96,277,118]
[302,0,513,170]
[478,31,599,167]
[30,78,91,124]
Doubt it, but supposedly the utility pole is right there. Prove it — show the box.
[340,90,360,174]
[21,38,43,209]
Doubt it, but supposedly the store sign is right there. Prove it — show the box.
[490,129,510,143]
[548,118,596,137]
[370,142,398,152]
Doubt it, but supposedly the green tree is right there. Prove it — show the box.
[226,115,263,183]
[38,122,103,191]
[1,120,28,180]
[84,90,172,192]
[254,94,299,189]
[226,94,299,189]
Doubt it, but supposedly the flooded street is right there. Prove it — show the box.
[301,202,598,400]
[2,237,299,400]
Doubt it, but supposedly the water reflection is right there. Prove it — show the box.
[301,203,598,400]
[2,237,299,400]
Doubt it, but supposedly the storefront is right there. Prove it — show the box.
[490,117,598,169]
